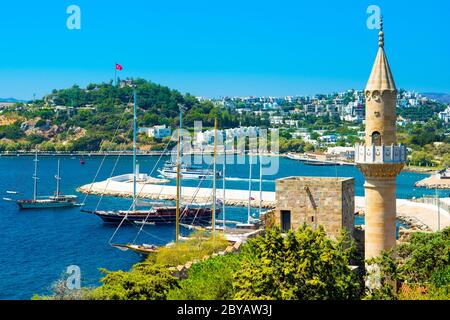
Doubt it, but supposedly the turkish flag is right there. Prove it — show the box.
[115,63,123,71]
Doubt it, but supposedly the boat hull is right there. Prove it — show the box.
[158,169,221,180]
[17,200,79,210]
[86,207,219,225]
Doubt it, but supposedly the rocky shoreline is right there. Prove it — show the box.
[414,174,450,189]
[355,212,431,231]
[396,216,431,231]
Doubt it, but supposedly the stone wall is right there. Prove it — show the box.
[274,176,355,238]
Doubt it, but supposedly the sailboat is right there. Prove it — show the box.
[16,156,80,209]
[84,91,219,225]
[110,111,221,256]
[180,119,261,242]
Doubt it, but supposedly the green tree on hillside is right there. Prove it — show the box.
[233,226,362,300]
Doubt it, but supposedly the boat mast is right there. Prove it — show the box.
[212,118,217,237]
[33,152,39,202]
[175,111,182,244]
[132,89,137,211]
[247,149,252,224]
[222,144,226,230]
[55,158,61,197]
[259,146,263,216]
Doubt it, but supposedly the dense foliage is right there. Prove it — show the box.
[155,232,229,267]
[167,253,243,300]
[366,227,450,300]
[0,79,244,151]
[34,226,450,301]
[90,262,179,300]
[233,226,362,300]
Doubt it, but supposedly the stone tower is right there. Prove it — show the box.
[355,18,407,259]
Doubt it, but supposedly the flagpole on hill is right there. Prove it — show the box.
[115,63,123,86]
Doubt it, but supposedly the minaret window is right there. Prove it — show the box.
[371,131,382,146]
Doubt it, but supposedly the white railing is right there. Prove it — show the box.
[355,144,407,164]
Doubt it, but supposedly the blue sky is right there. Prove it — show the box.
[0,0,449,100]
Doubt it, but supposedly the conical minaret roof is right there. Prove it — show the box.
[365,18,397,92]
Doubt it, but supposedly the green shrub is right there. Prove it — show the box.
[90,262,178,300]
[233,226,362,300]
[430,265,450,295]
[365,227,450,300]
[155,232,229,267]
[167,253,242,300]
[397,228,450,283]
[32,278,93,300]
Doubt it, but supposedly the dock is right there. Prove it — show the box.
[77,179,276,208]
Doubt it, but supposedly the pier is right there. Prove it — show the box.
[77,179,277,208]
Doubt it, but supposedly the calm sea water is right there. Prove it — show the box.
[0,155,443,299]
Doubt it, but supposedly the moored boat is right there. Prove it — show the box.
[17,195,79,209]
[85,90,220,226]
[16,156,80,210]
[83,205,219,225]
[158,161,222,180]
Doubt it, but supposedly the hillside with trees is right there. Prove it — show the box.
[0,79,243,152]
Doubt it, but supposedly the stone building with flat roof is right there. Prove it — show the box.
[274,176,355,238]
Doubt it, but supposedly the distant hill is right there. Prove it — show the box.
[0,97,26,103]
[422,93,450,104]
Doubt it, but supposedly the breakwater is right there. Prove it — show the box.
[77,179,277,208]
[415,174,450,189]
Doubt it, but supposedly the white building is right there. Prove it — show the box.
[326,146,355,159]
[139,125,172,139]
[438,106,450,124]
[269,116,284,125]
[196,126,260,147]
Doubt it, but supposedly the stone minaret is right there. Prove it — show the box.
[355,18,407,259]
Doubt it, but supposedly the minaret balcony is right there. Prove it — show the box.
[355,144,406,164]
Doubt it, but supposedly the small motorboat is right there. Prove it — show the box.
[112,243,159,256]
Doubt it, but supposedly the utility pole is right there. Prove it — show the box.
[435,187,441,231]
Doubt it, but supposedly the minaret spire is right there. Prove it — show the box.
[355,16,407,262]
[378,16,384,47]
[366,15,396,93]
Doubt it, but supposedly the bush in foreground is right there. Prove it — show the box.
[167,253,243,300]
[366,227,450,300]
[233,226,362,300]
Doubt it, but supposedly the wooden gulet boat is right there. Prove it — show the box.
[84,92,219,227]
[92,93,220,256]
[16,156,80,210]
